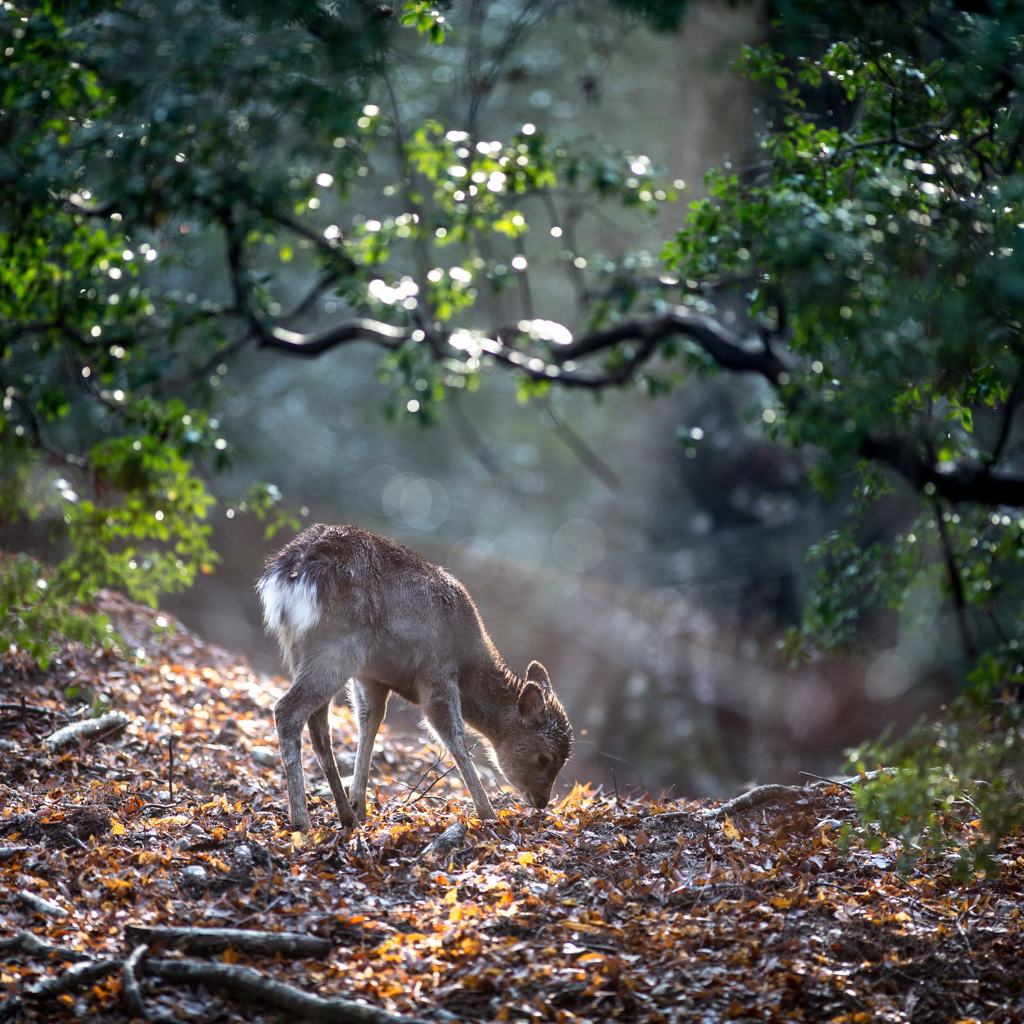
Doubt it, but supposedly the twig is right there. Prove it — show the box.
[409,763,457,804]
[124,925,331,958]
[0,847,31,862]
[798,770,853,788]
[540,400,622,490]
[446,397,508,480]
[168,735,175,803]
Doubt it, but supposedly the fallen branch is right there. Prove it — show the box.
[122,943,149,1020]
[421,820,467,860]
[17,889,68,919]
[652,768,908,825]
[124,925,331,958]
[0,703,57,716]
[0,847,30,862]
[23,958,123,998]
[0,930,93,961]
[43,710,132,750]
[144,960,431,1024]
[702,784,806,820]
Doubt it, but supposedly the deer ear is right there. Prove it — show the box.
[518,682,545,723]
[525,661,551,693]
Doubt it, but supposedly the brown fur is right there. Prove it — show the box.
[257,524,573,830]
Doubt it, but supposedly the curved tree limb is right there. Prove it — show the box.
[122,944,150,1021]
[261,321,409,356]
[143,961,430,1024]
[243,302,1024,508]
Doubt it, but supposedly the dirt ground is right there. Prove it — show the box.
[1,592,1022,1023]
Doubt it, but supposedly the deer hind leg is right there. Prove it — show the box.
[274,651,359,833]
[307,702,359,829]
[423,677,496,819]
[348,678,390,823]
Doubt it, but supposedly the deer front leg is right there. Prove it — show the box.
[307,702,359,829]
[349,678,390,823]
[424,681,496,819]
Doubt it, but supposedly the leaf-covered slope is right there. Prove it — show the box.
[0,596,1022,1023]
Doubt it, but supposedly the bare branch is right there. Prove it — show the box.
[278,273,343,325]
[124,925,331,958]
[272,214,356,274]
[446,395,508,480]
[143,960,429,1024]
[541,401,622,490]
[260,320,409,356]
[934,498,977,659]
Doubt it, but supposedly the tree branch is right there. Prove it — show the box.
[245,301,1024,508]
[934,499,977,659]
[862,434,1024,508]
[556,311,788,379]
[260,320,409,356]
[541,400,622,490]
[143,961,430,1024]
[271,214,356,275]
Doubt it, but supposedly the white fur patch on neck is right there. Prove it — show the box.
[257,572,321,640]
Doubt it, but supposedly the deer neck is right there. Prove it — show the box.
[459,659,524,741]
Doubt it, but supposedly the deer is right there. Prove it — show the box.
[256,524,573,832]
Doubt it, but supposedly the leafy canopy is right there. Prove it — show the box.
[5,0,1024,869]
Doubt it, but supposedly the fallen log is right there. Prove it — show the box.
[144,960,432,1024]
[124,925,331,958]
[43,711,131,750]
[0,847,31,862]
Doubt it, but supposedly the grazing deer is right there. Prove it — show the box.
[257,524,573,831]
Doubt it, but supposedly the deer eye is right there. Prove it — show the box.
[538,754,550,768]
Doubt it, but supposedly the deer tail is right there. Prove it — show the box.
[256,569,321,660]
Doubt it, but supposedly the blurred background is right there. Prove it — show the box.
[129,0,951,800]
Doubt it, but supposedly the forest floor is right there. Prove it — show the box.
[1,593,1022,1024]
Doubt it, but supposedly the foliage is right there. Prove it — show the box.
[0,553,111,668]
[0,0,684,654]
[847,688,1024,882]
[7,0,1024,869]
